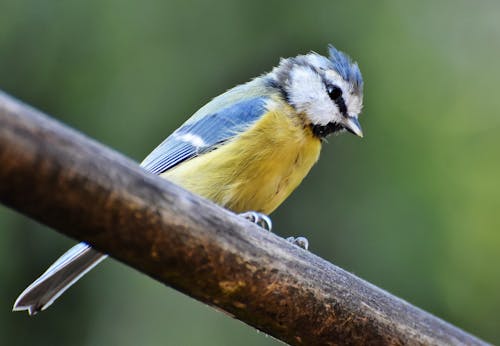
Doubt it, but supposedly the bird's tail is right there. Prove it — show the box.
[13,242,107,315]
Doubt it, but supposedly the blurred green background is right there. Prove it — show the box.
[1,0,499,345]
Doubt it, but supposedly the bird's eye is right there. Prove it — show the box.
[327,85,343,101]
[327,84,348,117]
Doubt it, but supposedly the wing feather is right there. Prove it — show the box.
[141,95,269,175]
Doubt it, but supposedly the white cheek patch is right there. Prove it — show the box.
[347,95,363,117]
[173,133,207,148]
[288,65,337,126]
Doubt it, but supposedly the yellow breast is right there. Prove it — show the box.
[161,100,322,214]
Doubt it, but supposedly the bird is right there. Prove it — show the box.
[13,44,364,315]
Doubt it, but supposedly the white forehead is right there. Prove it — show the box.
[304,53,363,115]
[287,63,363,125]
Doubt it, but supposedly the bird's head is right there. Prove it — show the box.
[269,45,364,138]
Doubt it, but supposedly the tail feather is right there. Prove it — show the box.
[13,243,107,315]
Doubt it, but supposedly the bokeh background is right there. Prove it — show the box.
[1,1,499,345]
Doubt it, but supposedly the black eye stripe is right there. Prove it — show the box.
[335,97,348,117]
[327,85,348,117]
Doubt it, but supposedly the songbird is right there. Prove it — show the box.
[13,44,364,315]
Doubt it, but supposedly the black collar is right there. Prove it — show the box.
[311,122,345,137]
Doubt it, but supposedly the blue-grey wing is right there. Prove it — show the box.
[141,96,269,175]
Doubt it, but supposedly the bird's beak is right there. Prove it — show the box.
[344,117,363,138]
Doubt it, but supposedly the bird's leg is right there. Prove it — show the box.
[239,211,272,231]
[286,236,309,250]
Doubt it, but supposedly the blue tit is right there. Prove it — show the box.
[13,45,364,315]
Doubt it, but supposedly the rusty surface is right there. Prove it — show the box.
[0,91,489,345]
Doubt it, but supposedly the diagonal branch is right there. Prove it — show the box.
[0,91,488,345]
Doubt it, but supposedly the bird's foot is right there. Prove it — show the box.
[239,211,272,231]
[286,236,309,250]
[239,212,308,249]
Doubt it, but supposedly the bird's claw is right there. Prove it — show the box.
[286,236,309,250]
[239,211,272,231]
[239,212,308,250]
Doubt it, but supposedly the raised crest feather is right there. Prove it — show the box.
[327,44,363,94]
